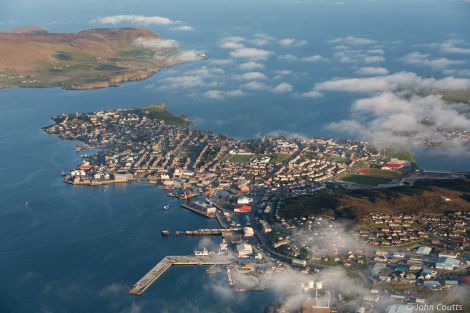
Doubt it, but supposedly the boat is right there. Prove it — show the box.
[194,247,209,256]
[161,230,170,236]
[163,204,170,210]
[198,52,208,60]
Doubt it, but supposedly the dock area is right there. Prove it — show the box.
[129,255,231,296]
[181,203,216,218]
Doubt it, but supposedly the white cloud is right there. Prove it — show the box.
[203,89,245,100]
[133,37,178,49]
[171,25,194,32]
[133,38,204,63]
[272,82,293,93]
[364,55,385,63]
[334,48,367,64]
[443,68,470,77]
[301,90,323,98]
[356,67,389,75]
[176,50,205,62]
[302,55,327,62]
[240,72,269,80]
[367,48,385,55]
[230,48,272,60]
[93,15,177,25]
[327,92,470,149]
[273,69,292,76]
[239,61,265,71]
[250,33,275,46]
[440,39,470,54]
[226,89,245,97]
[402,52,464,70]
[279,38,307,47]
[219,36,245,49]
[278,54,297,61]
[243,81,270,91]
[157,66,224,90]
[329,36,376,45]
[209,59,234,66]
[305,72,470,96]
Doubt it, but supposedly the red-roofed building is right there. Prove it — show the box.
[234,205,252,213]
[385,162,405,169]
[78,165,94,171]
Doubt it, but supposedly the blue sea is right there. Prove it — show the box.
[1,1,470,312]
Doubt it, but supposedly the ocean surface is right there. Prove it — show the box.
[1,1,470,312]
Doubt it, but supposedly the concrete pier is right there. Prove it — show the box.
[129,255,231,296]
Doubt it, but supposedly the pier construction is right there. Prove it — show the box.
[129,255,231,296]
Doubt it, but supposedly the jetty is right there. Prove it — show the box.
[129,255,231,296]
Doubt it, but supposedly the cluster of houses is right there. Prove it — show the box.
[359,212,469,248]
[45,109,378,193]
[371,246,468,290]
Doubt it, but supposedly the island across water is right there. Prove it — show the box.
[0,27,187,90]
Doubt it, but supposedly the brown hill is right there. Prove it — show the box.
[280,177,470,220]
[0,27,181,89]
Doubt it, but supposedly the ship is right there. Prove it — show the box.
[194,247,209,256]
[180,190,197,200]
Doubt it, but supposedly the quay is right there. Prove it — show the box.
[175,228,241,236]
[181,203,216,218]
[129,255,231,296]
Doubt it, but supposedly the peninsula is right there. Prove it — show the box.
[0,27,183,90]
[44,106,470,311]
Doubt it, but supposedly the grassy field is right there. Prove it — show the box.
[358,168,404,177]
[227,154,253,163]
[143,105,189,126]
[385,148,413,161]
[272,153,290,163]
[340,174,393,186]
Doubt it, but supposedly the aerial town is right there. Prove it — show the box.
[44,105,470,313]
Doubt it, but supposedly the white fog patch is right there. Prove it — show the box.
[326,92,470,150]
